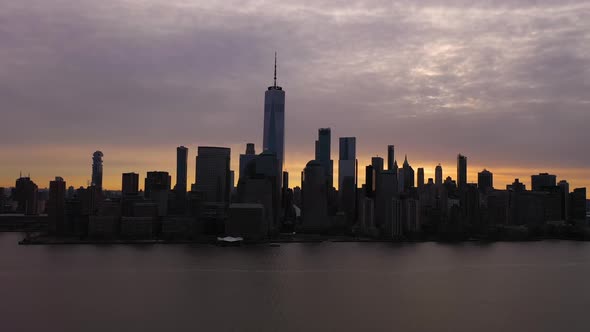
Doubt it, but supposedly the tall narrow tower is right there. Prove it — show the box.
[91,151,104,190]
[263,53,286,177]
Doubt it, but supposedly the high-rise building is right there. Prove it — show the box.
[457,154,467,189]
[387,145,395,171]
[371,157,384,174]
[122,172,139,196]
[338,137,357,224]
[14,176,38,215]
[338,137,356,190]
[435,164,443,185]
[239,143,257,181]
[570,188,587,221]
[48,177,66,235]
[531,173,557,191]
[301,160,329,232]
[315,128,333,188]
[92,151,104,190]
[417,168,425,187]
[558,180,570,220]
[195,147,231,204]
[262,53,285,178]
[144,171,171,199]
[400,155,414,191]
[175,146,188,195]
[478,169,493,192]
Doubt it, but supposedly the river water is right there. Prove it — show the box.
[1,233,590,331]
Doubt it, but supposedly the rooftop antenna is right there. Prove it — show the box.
[273,52,277,88]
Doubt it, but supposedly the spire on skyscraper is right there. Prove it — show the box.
[273,52,277,88]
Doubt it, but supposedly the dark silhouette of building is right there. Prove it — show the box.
[531,173,557,191]
[417,168,425,188]
[558,180,570,220]
[14,176,38,215]
[399,155,414,192]
[195,147,231,204]
[478,169,493,192]
[570,188,587,221]
[263,53,285,184]
[48,177,66,235]
[144,171,171,199]
[301,160,329,232]
[338,137,357,225]
[435,164,443,185]
[387,145,395,171]
[239,143,257,181]
[92,151,104,191]
[122,172,139,196]
[175,146,188,195]
[315,128,333,188]
[457,154,467,189]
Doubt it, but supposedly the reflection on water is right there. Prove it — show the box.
[1,233,590,332]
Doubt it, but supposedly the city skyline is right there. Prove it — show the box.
[1,1,589,191]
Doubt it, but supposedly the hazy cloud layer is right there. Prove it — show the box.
[1,0,588,188]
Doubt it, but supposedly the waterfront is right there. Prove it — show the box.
[2,233,590,331]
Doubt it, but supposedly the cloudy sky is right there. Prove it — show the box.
[1,0,588,190]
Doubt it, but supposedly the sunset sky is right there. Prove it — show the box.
[1,0,588,191]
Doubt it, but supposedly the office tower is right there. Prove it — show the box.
[371,157,384,174]
[478,169,494,192]
[558,180,570,220]
[239,143,257,181]
[301,160,329,232]
[401,155,415,191]
[387,145,395,171]
[338,138,356,186]
[236,152,281,235]
[92,151,104,190]
[365,165,376,197]
[435,164,443,185]
[196,147,231,204]
[457,154,467,189]
[375,170,397,231]
[175,146,188,195]
[144,171,171,198]
[262,53,286,177]
[507,178,526,191]
[570,188,587,221]
[48,177,66,235]
[417,168,425,187]
[144,171,171,216]
[315,128,333,188]
[122,172,139,195]
[14,176,38,215]
[531,173,557,191]
[338,137,357,223]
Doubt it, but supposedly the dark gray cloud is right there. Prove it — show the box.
[0,0,588,187]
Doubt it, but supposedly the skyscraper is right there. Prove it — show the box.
[315,128,333,188]
[196,147,231,204]
[417,168,425,187]
[387,145,395,171]
[239,143,257,181]
[338,137,357,224]
[263,53,285,177]
[91,151,104,190]
[478,169,493,192]
[457,154,467,189]
[400,155,414,192]
[48,177,66,235]
[338,137,356,191]
[435,164,443,185]
[175,146,188,195]
[14,176,38,215]
[531,173,557,191]
[144,171,171,199]
[122,172,139,196]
